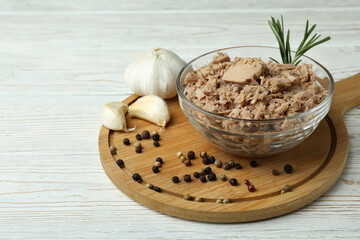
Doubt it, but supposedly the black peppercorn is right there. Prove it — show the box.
[156,157,163,163]
[152,134,160,141]
[187,151,195,159]
[200,175,207,182]
[193,172,200,178]
[141,130,150,139]
[135,147,142,153]
[184,159,192,166]
[153,141,160,147]
[132,173,142,182]
[234,163,242,169]
[153,186,161,192]
[172,176,180,183]
[208,156,215,164]
[229,178,238,186]
[202,158,210,165]
[272,169,280,176]
[136,134,142,140]
[116,159,124,168]
[250,160,257,167]
[152,166,160,173]
[123,138,130,145]
[207,173,216,181]
[244,179,250,185]
[204,167,212,174]
[284,164,293,173]
[184,174,192,182]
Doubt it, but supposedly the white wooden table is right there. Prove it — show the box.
[1,0,359,239]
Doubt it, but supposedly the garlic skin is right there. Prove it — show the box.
[124,48,186,99]
[101,102,129,131]
[129,95,170,127]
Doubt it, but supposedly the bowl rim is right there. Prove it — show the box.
[176,45,335,123]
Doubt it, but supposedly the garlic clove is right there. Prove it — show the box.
[128,95,170,127]
[124,48,186,99]
[101,102,129,131]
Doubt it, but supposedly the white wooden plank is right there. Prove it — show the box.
[0,0,358,12]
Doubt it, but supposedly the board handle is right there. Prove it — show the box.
[330,73,360,117]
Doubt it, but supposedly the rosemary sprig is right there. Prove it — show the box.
[268,16,331,65]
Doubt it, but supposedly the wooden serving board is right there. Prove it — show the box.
[99,74,360,223]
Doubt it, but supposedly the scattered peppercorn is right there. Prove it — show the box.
[228,160,235,168]
[116,159,124,168]
[195,197,202,202]
[207,173,216,181]
[193,172,200,178]
[152,130,158,136]
[180,156,186,162]
[223,199,230,204]
[152,166,160,173]
[250,160,257,167]
[141,130,150,139]
[136,134,142,140]
[132,173,142,182]
[153,141,160,147]
[146,183,153,189]
[229,178,238,186]
[284,185,292,192]
[123,138,130,145]
[152,134,160,141]
[134,142,142,148]
[204,167,212,174]
[184,174,192,182]
[248,185,256,192]
[177,152,183,158]
[154,161,161,167]
[215,160,223,168]
[198,168,205,175]
[202,157,210,165]
[135,147,142,153]
[234,163,242,169]
[109,145,117,154]
[184,159,192,166]
[154,186,161,192]
[184,194,192,200]
[156,157,163,163]
[208,156,216,164]
[284,164,293,174]
[272,169,280,176]
[187,151,195,159]
[220,174,227,181]
[222,162,230,170]
[200,151,207,158]
[172,176,180,183]
[244,179,250,185]
[200,175,207,182]
[216,199,223,204]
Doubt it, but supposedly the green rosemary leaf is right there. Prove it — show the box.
[269,57,279,63]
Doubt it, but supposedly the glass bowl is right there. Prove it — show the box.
[176,46,334,157]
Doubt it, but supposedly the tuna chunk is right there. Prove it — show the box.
[222,58,265,84]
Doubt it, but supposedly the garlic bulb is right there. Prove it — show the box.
[128,95,170,127]
[124,48,186,99]
[101,102,129,131]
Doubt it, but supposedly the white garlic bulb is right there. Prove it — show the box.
[124,48,186,99]
[101,102,129,131]
[128,95,170,127]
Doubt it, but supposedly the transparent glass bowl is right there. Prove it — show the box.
[176,46,334,157]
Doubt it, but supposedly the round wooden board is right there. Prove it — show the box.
[99,74,360,223]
